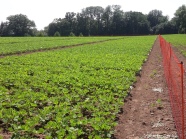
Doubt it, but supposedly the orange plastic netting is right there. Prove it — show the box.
[159,35,186,139]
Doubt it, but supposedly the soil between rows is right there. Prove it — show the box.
[114,37,178,139]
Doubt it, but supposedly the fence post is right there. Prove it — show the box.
[181,61,184,139]
[169,43,171,89]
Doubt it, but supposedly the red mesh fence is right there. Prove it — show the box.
[159,35,185,139]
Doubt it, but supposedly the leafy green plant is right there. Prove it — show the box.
[0,36,155,138]
[156,98,163,109]
[150,98,163,109]
[150,69,157,78]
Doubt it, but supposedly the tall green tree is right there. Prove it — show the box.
[76,13,88,35]
[124,11,150,35]
[45,4,185,36]
[6,14,36,36]
[147,10,168,33]
[65,12,77,33]
[102,5,113,35]
[174,5,186,33]
[47,22,58,36]
[81,6,104,35]
[58,19,71,36]
[154,21,178,34]
[111,5,125,35]
[0,22,10,36]
[93,6,104,35]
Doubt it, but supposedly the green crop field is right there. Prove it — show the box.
[0,37,121,56]
[163,34,186,56]
[0,36,156,138]
[163,34,186,47]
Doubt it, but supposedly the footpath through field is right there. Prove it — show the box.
[114,37,178,139]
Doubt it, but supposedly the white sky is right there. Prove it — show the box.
[0,0,185,30]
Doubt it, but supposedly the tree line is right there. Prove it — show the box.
[0,4,186,37]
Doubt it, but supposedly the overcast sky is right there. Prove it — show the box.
[0,0,185,30]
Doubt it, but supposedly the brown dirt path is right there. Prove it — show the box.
[114,37,178,139]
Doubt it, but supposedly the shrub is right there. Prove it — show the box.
[79,32,83,37]
[69,32,75,37]
[54,31,60,37]
[37,32,44,37]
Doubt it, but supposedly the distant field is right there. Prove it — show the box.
[163,34,186,56]
[163,34,186,47]
[0,36,156,138]
[0,37,121,55]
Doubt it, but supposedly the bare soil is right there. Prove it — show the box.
[114,37,179,139]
